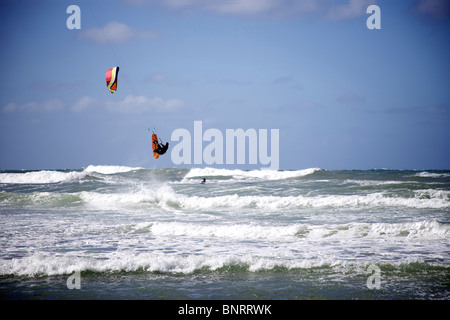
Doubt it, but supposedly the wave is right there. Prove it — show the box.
[84,165,143,175]
[167,191,450,211]
[414,171,450,178]
[132,221,301,240]
[0,253,410,277]
[128,220,448,241]
[415,189,450,200]
[1,219,447,277]
[0,165,143,184]
[78,185,176,210]
[0,170,87,184]
[0,252,358,276]
[183,167,321,181]
[2,184,448,210]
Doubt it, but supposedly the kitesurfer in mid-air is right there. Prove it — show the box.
[154,142,169,155]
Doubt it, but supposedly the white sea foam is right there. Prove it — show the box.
[140,221,301,240]
[0,165,143,184]
[302,220,448,240]
[0,170,87,184]
[414,171,450,178]
[2,181,447,210]
[183,167,321,181]
[84,165,143,175]
[0,252,337,276]
[65,182,450,211]
[77,183,177,208]
[1,167,448,284]
[415,189,450,200]
[128,220,448,241]
[170,191,450,210]
[345,179,418,187]
[1,220,446,277]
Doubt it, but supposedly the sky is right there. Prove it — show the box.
[0,0,449,170]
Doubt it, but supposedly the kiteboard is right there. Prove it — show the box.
[152,133,159,159]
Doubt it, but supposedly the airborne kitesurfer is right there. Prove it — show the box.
[154,142,169,155]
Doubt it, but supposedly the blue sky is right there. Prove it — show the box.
[0,0,449,170]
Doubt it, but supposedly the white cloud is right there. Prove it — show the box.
[71,96,97,112]
[2,99,64,113]
[326,0,375,21]
[42,99,64,112]
[2,102,18,113]
[159,0,304,17]
[123,0,376,20]
[105,95,184,113]
[147,73,169,83]
[204,0,277,16]
[2,95,183,115]
[78,21,159,44]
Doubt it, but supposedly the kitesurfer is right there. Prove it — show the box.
[201,178,206,184]
[154,142,169,155]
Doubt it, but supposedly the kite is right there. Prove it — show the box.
[106,67,119,93]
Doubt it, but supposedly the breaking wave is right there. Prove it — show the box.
[0,165,142,184]
[414,171,450,178]
[0,170,87,184]
[2,252,444,277]
[1,219,447,277]
[183,167,321,181]
[1,184,448,210]
[84,165,143,175]
[128,220,448,241]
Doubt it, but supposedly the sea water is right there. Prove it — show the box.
[0,166,448,299]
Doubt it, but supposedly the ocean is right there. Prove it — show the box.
[0,166,449,300]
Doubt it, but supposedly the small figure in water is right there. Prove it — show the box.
[201,178,206,184]
[154,142,169,155]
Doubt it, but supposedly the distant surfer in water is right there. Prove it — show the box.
[201,178,206,184]
[154,142,169,155]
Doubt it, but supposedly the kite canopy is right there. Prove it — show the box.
[106,67,119,93]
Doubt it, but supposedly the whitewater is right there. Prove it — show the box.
[0,166,449,299]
